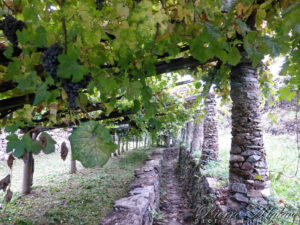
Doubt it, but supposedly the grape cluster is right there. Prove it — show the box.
[62,74,92,109]
[41,43,63,82]
[0,15,25,47]
[62,80,81,109]
[41,43,91,109]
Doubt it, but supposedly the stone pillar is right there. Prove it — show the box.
[201,93,218,164]
[190,113,203,154]
[228,52,270,212]
[126,139,129,151]
[186,121,193,149]
[165,134,170,148]
[172,132,178,148]
[121,137,125,153]
[70,154,77,174]
[181,128,185,143]
[117,134,121,155]
[144,135,147,147]
[135,137,138,149]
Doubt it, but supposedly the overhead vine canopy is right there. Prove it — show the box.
[0,0,299,166]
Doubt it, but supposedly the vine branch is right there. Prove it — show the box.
[1,0,15,14]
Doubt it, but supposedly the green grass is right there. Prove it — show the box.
[0,148,151,225]
[193,130,300,208]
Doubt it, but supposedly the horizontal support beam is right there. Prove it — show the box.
[0,56,209,119]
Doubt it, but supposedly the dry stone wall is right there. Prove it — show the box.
[190,113,203,154]
[186,121,194,149]
[201,93,219,164]
[99,150,162,225]
[178,146,227,224]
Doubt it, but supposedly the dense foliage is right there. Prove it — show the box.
[0,0,299,167]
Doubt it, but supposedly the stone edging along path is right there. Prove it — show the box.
[99,149,163,225]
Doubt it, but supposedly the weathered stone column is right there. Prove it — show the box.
[172,132,178,148]
[181,128,186,143]
[228,52,270,212]
[186,121,194,149]
[165,135,170,148]
[201,93,218,164]
[144,135,147,147]
[190,113,203,154]
[117,134,121,155]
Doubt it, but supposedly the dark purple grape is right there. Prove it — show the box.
[62,75,91,109]
[41,43,91,110]
[41,43,63,82]
[0,15,25,47]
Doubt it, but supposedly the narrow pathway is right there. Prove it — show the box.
[154,149,193,225]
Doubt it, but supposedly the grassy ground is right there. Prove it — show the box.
[0,148,151,225]
[193,130,300,209]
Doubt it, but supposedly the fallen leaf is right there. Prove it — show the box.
[0,175,11,191]
[7,153,15,169]
[39,135,47,149]
[61,141,69,161]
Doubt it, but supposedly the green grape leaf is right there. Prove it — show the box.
[133,99,141,113]
[57,48,89,82]
[281,3,300,33]
[39,132,57,154]
[85,29,102,45]
[16,29,31,45]
[126,81,142,99]
[103,102,114,116]
[236,19,250,35]
[6,134,22,155]
[3,45,13,58]
[244,33,264,66]
[261,36,280,57]
[34,25,47,47]
[23,6,39,23]
[5,123,21,133]
[149,118,162,130]
[69,121,117,168]
[22,134,43,155]
[256,8,266,27]
[33,83,51,106]
[278,87,296,101]
[6,60,22,81]
[190,35,214,63]
[5,134,40,158]
[144,102,158,119]
[17,71,41,92]
[227,46,241,66]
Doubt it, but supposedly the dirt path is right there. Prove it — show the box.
[154,149,193,225]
